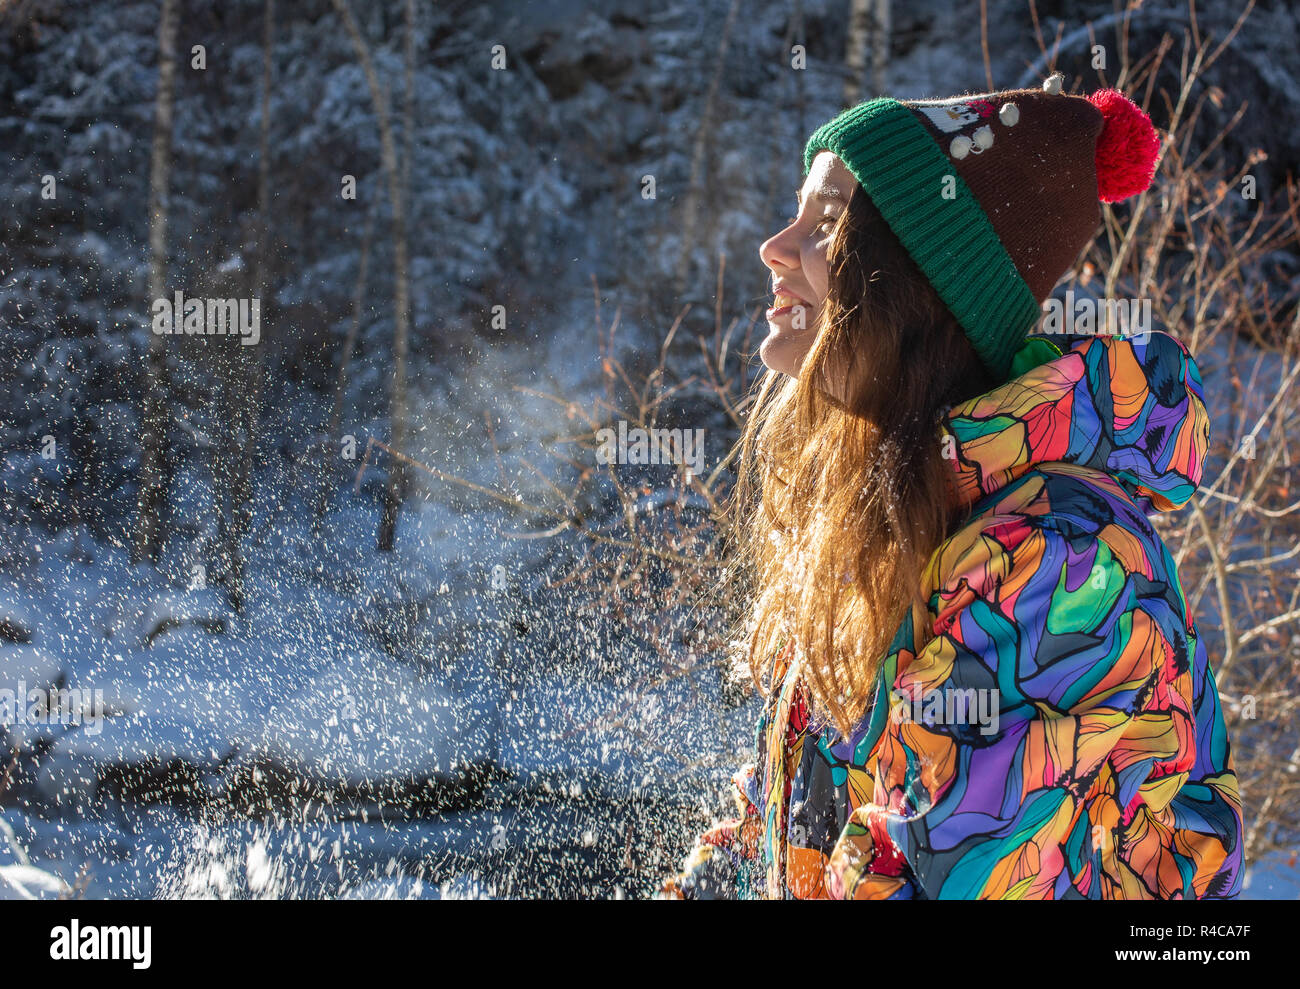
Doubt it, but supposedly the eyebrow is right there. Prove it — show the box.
[795,184,847,207]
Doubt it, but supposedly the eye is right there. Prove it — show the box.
[817,214,840,232]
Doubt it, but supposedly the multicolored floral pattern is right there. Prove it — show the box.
[661,331,1242,900]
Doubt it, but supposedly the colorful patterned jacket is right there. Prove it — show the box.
[660,330,1243,899]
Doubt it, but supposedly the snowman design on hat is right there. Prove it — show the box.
[912,95,1023,161]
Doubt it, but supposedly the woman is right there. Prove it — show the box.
[658,78,1243,899]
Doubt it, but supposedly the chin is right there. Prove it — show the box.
[757,331,779,370]
[759,332,801,377]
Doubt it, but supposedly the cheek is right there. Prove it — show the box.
[805,242,831,302]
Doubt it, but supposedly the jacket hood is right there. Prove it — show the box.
[940,330,1210,516]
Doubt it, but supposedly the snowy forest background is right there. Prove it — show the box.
[2,0,1299,898]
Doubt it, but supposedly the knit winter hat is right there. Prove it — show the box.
[803,75,1161,380]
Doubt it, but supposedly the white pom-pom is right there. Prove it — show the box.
[999,102,1019,126]
[973,125,994,150]
[1043,72,1064,95]
[950,135,972,159]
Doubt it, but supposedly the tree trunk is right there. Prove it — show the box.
[843,0,889,106]
[764,6,804,235]
[870,0,891,99]
[331,0,412,552]
[133,0,180,565]
[843,0,870,107]
[313,208,373,532]
[225,0,276,613]
[673,0,741,298]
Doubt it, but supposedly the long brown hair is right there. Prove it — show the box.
[727,181,997,739]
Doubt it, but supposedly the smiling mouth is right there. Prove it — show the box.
[767,291,811,317]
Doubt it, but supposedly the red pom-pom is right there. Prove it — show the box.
[1086,88,1161,203]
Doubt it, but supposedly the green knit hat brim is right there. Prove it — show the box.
[803,98,1041,379]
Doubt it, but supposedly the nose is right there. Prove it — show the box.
[759,219,799,278]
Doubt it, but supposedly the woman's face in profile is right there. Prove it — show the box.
[758,152,856,377]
